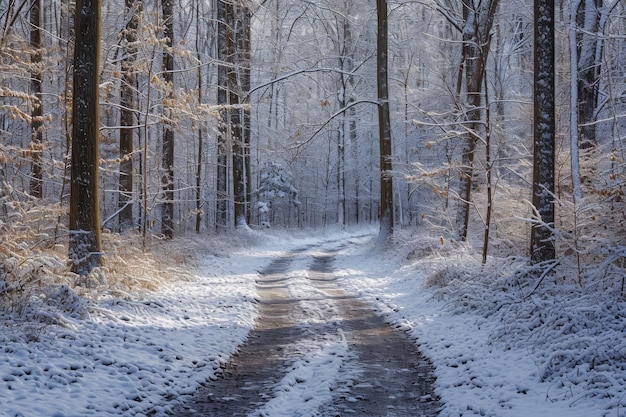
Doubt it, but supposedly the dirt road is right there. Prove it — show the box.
[173,241,440,416]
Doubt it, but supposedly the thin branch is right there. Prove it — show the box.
[246,67,364,99]
[287,99,380,151]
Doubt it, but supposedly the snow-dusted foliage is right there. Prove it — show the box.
[0,0,626,413]
[255,161,301,226]
[337,230,626,415]
[432,258,626,408]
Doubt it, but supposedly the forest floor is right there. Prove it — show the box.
[172,240,440,417]
[1,226,624,416]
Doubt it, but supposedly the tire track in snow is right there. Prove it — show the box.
[171,240,440,416]
[308,248,440,417]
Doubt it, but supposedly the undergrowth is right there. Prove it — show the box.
[0,197,201,341]
[397,231,626,409]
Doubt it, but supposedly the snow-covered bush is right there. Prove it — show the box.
[255,161,301,227]
[394,228,626,408]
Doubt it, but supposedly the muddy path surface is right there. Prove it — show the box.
[173,240,440,416]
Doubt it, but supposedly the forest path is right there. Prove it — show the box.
[172,239,440,416]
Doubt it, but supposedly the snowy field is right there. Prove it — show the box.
[1,226,625,416]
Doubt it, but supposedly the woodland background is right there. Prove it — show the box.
[1,0,626,290]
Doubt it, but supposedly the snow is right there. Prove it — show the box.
[2,226,625,416]
[249,340,352,417]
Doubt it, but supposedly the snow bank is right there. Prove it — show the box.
[336,231,626,417]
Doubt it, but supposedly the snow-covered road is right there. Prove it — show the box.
[1,227,621,416]
[173,240,439,416]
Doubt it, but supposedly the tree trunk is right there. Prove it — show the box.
[531,0,557,263]
[242,5,252,227]
[217,0,251,230]
[481,73,493,264]
[216,0,230,231]
[350,107,359,224]
[196,79,204,233]
[118,0,140,231]
[569,0,584,204]
[161,0,174,238]
[69,0,102,276]
[377,0,393,242]
[195,0,204,234]
[454,0,499,241]
[576,0,601,148]
[232,3,251,228]
[29,0,43,198]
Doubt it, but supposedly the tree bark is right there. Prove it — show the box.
[576,0,601,148]
[232,3,251,228]
[454,0,499,241]
[161,0,175,238]
[217,0,251,230]
[377,0,393,242]
[531,0,557,263]
[243,7,252,227]
[69,0,102,276]
[195,0,204,234]
[118,0,140,231]
[29,0,43,198]
[569,0,584,204]
[216,0,230,231]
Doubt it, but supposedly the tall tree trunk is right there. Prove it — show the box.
[481,73,493,264]
[569,0,584,204]
[232,3,251,228]
[242,7,252,227]
[161,0,175,238]
[217,0,251,229]
[196,90,204,233]
[531,0,557,263]
[216,0,230,231]
[454,0,499,241]
[118,0,140,231]
[336,17,354,227]
[195,0,204,234]
[350,113,359,224]
[29,0,43,198]
[69,0,102,276]
[576,0,601,148]
[377,0,393,242]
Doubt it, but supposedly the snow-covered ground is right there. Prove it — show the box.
[1,226,625,416]
[336,232,626,417]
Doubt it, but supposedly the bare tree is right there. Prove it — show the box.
[69,0,102,276]
[216,0,251,230]
[216,0,230,231]
[118,0,141,231]
[194,0,205,234]
[29,0,43,198]
[232,3,252,228]
[377,0,393,242]
[530,0,556,263]
[448,0,500,241]
[575,0,601,148]
[161,0,175,238]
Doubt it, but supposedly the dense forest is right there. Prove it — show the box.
[1,0,625,287]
